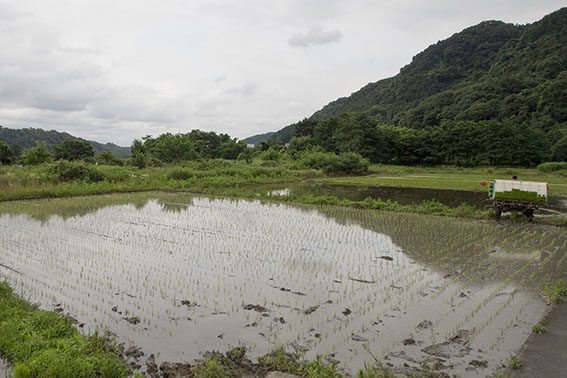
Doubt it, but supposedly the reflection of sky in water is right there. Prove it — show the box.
[0,193,565,377]
[261,183,567,214]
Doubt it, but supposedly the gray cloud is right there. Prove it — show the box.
[0,0,564,145]
[288,26,343,47]
[221,82,257,97]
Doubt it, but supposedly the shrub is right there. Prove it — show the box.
[21,143,54,165]
[301,151,369,175]
[167,168,196,181]
[537,162,567,173]
[261,148,280,161]
[49,161,104,183]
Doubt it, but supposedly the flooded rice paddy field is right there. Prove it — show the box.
[262,182,567,214]
[0,192,566,377]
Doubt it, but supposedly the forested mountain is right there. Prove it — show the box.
[313,8,567,128]
[246,8,567,149]
[0,126,130,157]
[241,131,274,145]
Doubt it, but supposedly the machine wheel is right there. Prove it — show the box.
[523,208,534,220]
[494,205,502,220]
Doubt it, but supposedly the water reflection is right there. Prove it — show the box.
[262,182,567,214]
[0,193,565,378]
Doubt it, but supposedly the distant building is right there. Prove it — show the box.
[246,143,255,148]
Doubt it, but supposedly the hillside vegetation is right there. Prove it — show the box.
[248,8,567,162]
[314,8,567,129]
[0,126,130,157]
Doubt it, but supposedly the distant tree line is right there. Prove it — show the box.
[283,113,565,167]
[130,130,247,168]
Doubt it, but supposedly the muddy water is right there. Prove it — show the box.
[0,360,8,378]
[261,182,567,214]
[0,193,566,377]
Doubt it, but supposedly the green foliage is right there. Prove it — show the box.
[299,356,342,378]
[261,147,280,161]
[21,143,53,166]
[509,356,522,371]
[49,161,104,183]
[0,141,15,165]
[259,138,284,152]
[54,139,95,161]
[237,148,254,164]
[310,9,567,131]
[219,140,247,160]
[494,189,547,203]
[258,347,301,373]
[258,347,341,378]
[97,150,123,166]
[303,117,551,167]
[544,279,567,304]
[532,322,548,334]
[225,346,246,361]
[357,362,396,378]
[301,151,369,174]
[194,358,228,378]
[247,8,567,167]
[552,135,567,161]
[287,136,314,156]
[0,282,128,377]
[0,126,129,157]
[131,130,246,164]
[129,153,147,169]
[538,162,567,173]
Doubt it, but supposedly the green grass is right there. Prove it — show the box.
[320,164,567,195]
[0,282,128,378]
[0,160,310,202]
[0,161,565,224]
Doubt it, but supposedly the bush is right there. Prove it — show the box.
[21,143,54,165]
[49,161,104,183]
[261,148,280,161]
[166,168,195,181]
[301,151,369,175]
[537,162,567,173]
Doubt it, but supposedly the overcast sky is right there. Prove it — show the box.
[0,1,564,146]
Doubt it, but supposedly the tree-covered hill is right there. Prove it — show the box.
[241,131,274,146]
[247,7,567,146]
[312,7,567,129]
[0,126,130,157]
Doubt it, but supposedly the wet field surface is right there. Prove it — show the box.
[261,182,567,215]
[0,192,566,377]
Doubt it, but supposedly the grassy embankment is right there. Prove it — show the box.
[321,164,567,195]
[0,160,310,202]
[0,280,417,378]
[2,163,564,377]
[1,162,566,223]
[0,282,128,378]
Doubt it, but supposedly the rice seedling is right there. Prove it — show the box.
[0,192,564,376]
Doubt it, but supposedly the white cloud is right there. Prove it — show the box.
[288,26,344,47]
[0,0,564,145]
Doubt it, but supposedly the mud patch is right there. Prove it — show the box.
[422,330,473,359]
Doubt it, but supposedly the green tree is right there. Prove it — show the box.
[54,139,95,161]
[0,142,15,165]
[552,135,567,161]
[219,139,246,160]
[293,118,318,137]
[20,142,53,165]
[131,139,145,155]
[97,149,123,166]
[237,148,254,164]
[287,136,314,157]
[149,133,197,163]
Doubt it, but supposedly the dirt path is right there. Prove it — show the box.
[509,303,567,377]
